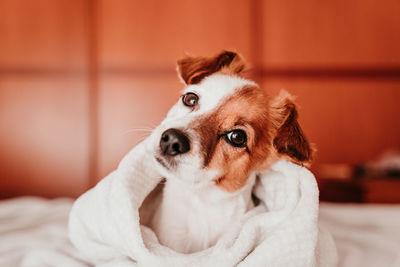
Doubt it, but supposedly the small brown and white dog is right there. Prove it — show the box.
[149,51,313,254]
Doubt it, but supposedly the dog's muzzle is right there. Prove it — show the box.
[160,128,190,156]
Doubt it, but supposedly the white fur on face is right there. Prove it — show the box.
[152,74,257,187]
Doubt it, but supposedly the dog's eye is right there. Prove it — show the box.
[182,92,199,107]
[225,129,247,147]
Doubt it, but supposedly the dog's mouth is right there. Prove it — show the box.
[154,153,179,170]
[155,155,169,169]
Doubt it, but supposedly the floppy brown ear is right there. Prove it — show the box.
[177,50,245,85]
[270,91,314,166]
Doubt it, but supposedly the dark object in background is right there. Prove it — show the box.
[318,179,364,203]
[355,150,400,179]
[318,150,400,203]
[354,164,400,179]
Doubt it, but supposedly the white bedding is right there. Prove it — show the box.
[319,203,400,267]
[0,197,399,267]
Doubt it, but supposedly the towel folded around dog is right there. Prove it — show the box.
[68,138,338,267]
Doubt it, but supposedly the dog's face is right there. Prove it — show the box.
[152,51,313,192]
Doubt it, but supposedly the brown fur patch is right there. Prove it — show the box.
[190,86,274,192]
[189,86,314,192]
[270,91,314,167]
[177,51,245,85]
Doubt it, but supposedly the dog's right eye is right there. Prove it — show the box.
[224,129,247,147]
[182,92,199,107]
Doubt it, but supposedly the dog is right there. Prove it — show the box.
[148,51,313,254]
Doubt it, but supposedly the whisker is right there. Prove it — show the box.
[141,121,158,128]
[120,128,153,136]
[136,135,149,142]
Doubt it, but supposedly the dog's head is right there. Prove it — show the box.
[152,51,313,192]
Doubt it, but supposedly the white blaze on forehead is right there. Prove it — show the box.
[164,74,257,122]
[184,74,257,115]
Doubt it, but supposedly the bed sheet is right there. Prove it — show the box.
[319,202,400,267]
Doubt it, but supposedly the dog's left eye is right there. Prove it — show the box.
[225,129,247,147]
[182,92,199,107]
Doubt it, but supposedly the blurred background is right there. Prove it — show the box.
[0,0,399,201]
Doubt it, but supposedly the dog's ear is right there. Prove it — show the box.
[177,51,245,85]
[270,91,314,166]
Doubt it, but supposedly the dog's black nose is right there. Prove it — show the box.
[160,128,190,156]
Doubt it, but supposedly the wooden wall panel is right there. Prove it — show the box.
[262,78,400,167]
[97,76,182,180]
[98,0,253,70]
[0,0,399,198]
[0,0,87,70]
[0,76,88,197]
[0,0,89,198]
[261,0,400,68]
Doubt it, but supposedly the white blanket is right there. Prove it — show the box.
[0,197,85,267]
[68,139,337,267]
